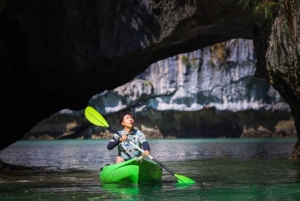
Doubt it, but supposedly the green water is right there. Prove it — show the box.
[1,139,300,200]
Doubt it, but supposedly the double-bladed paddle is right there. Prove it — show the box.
[84,106,196,184]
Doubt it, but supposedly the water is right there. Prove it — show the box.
[1,138,300,200]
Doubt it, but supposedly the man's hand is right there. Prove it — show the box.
[119,134,127,142]
[143,150,150,157]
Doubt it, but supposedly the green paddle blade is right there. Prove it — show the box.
[85,106,109,128]
[175,174,196,184]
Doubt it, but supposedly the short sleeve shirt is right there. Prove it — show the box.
[113,129,147,160]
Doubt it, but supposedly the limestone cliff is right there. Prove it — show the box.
[92,39,289,114]
[87,39,294,138]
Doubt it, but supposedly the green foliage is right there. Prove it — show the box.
[143,80,152,86]
[181,55,189,66]
[222,0,300,38]
[222,0,300,20]
[210,42,226,62]
[252,1,279,19]
[181,54,199,69]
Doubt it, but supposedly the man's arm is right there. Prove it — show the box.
[107,137,120,150]
[142,141,150,151]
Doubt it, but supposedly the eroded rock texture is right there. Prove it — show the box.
[253,7,300,158]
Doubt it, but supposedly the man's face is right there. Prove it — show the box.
[121,114,135,128]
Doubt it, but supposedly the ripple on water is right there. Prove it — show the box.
[1,139,300,200]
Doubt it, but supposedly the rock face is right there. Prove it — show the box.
[1,0,300,158]
[253,7,300,158]
[92,39,289,114]
[87,39,294,139]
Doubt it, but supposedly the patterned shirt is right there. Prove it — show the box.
[112,129,148,160]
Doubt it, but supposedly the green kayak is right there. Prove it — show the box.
[99,157,162,184]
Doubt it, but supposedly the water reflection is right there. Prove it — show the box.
[101,183,140,199]
[1,138,300,201]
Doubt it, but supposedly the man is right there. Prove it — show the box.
[107,112,150,163]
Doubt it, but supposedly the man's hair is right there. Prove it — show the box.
[119,112,135,125]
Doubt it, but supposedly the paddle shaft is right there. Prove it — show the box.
[108,127,176,176]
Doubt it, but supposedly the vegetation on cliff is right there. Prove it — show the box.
[225,0,299,36]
